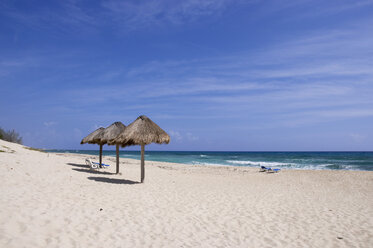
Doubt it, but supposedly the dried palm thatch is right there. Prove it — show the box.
[92,122,126,174]
[80,127,105,144]
[110,115,170,183]
[110,115,170,147]
[80,127,105,167]
[93,121,126,144]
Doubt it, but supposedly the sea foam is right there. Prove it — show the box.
[226,160,295,167]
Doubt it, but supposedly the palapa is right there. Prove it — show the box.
[80,127,105,145]
[94,122,126,174]
[96,122,126,144]
[110,115,170,183]
[80,127,105,166]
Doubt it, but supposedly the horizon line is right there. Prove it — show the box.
[45,149,373,153]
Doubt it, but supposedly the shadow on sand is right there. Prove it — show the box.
[87,177,139,185]
[66,163,88,169]
[72,168,114,175]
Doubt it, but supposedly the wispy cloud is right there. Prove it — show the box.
[256,0,373,21]
[288,0,373,19]
[349,133,365,143]
[186,132,199,141]
[169,130,182,141]
[44,121,57,127]
[132,24,372,125]
[168,130,199,142]
[4,19,372,129]
[2,0,372,34]
[21,18,367,131]
[102,0,237,28]
[1,0,97,34]
[1,0,245,33]
[2,0,373,150]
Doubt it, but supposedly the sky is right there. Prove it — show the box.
[1,0,373,151]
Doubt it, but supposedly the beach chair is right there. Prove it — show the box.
[259,166,281,173]
[85,158,110,170]
[259,166,268,172]
[267,167,281,173]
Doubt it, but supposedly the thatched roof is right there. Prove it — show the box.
[80,127,105,144]
[109,115,170,147]
[93,121,126,145]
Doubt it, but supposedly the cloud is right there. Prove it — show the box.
[1,0,243,33]
[169,130,182,141]
[254,0,373,22]
[168,130,199,142]
[349,133,365,143]
[44,121,57,127]
[3,0,372,35]
[102,0,236,28]
[2,1,373,132]
[186,132,199,141]
[1,0,96,32]
[33,19,371,130]
[290,0,373,19]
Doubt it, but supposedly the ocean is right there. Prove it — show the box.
[46,150,373,171]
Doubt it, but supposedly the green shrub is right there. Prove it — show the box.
[0,127,23,144]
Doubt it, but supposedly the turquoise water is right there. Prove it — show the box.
[47,150,373,171]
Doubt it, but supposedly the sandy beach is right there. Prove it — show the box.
[0,139,372,248]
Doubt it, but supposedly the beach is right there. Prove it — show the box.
[1,139,372,248]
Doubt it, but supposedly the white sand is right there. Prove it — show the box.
[0,139,372,247]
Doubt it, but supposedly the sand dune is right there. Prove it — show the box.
[0,139,372,247]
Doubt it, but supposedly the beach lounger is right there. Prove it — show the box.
[85,158,110,169]
[267,168,281,173]
[260,166,268,172]
[259,166,281,173]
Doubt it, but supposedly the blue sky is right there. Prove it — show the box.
[1,0,373,151]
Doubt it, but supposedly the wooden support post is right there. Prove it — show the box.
[99,144,103,168]
[141,144,145,183]
[116,144,120,174]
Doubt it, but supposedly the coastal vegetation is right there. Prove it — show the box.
[24,147,45,153]
[0,127,22,144]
